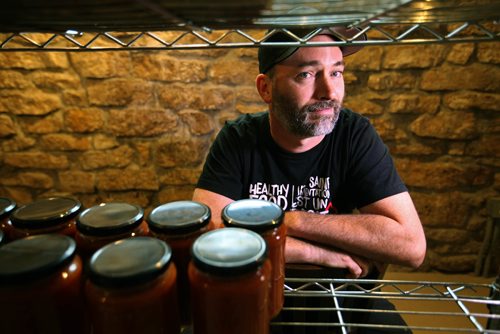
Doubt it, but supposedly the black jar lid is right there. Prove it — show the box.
[191,228,267,276]
[0,234,77,284]
[88,237,172,287]
[10,197,82,229]
[147,200,211,235]
[76,202,144,236]
[0,197,16,220]
[222,199,284,232]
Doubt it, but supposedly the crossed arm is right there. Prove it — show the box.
[192,188,426,278]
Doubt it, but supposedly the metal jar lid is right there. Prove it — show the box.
[76,202,144,236]
[222,199,284,232]
[0,234,77,284]
[0,197,16,220]
[11,197,82,229]
[147,200,211,235]
[191,228,267,276]
[88,237,172,287]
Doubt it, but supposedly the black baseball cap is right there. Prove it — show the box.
[258,27,367,74]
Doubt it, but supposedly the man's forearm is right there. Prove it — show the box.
[285,192,426,268]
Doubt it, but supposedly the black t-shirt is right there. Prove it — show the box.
[197,109,407,214]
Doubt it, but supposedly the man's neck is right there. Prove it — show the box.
[269,113,325,153]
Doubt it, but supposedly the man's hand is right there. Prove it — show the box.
[286,236,372,278]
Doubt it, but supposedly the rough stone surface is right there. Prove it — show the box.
[409,110,476,139]
[4,152,69,169]
[80,145,134,170]
[421,63,500,91]
[97,168,159,191]
[0,90,62,115]
[64,108,104,133]
[107,109,178,137]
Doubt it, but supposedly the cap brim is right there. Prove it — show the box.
[258,26,366,73]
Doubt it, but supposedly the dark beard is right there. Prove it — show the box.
[272,97,342,137]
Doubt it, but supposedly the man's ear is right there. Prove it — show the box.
[256,73,272,104]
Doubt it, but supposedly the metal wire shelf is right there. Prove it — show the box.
[0,0,498,52]
[270,278,500,334]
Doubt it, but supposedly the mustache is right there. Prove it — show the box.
[303,100,342,113]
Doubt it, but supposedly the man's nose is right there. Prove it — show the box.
[316,74,341,100]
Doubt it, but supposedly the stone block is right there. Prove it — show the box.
[0,52,69,70]
[209,55,258,85]
[384,45,446,69]
[477,42,500,64]
[107,108,178,137]
[446,43,474,65]
[4,152,69,169]
[156,137,209,168]
[410,110,476,139]
[179,109,214,135]
[0,89,62,115]
[40,134,91,151]
[1,135,36,152]
[92,134,119,150]
[411,191,473,228]
[0,70,33,89]
[132,53,207,83]
[388,94,440,114]
[58,171,95,193]
[421,63,500,91]
[22,113,63,134]
[30,72,81,90]
[97,168,159,191]
[443,91,500,111]
[88,78,154,107]
[64,107,104,133]
[346,46,383,71]
[367,72,416,90]
[80,145,134,170]
[465,135,500,157]
[158,84,234,111]
[160,168,202,185]
[0,115,16,137]
[397,158,493,190]
[70,52,131,78]
[0,172,53,189]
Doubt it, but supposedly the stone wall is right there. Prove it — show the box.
[0,41,499,273]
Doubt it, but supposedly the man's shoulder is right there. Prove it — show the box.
[223,111,269,137]
[338,108,369,125]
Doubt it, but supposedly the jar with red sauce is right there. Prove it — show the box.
[189,228,271,334]
[147,200,213,326]
[0,234,86,334]
[9,197,81,240]
[0,197,16,243]
[85,236,180,334]
[222,199,286,318]
[75,202,149,261]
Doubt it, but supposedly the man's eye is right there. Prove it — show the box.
[297,72,312,79]
[332,71,343,77]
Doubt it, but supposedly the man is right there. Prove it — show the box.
[193,27,426,279]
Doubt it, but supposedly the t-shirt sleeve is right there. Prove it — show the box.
[347,118,407,208]
[196,124,245,200]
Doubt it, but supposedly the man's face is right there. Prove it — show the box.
[269,35,345,138]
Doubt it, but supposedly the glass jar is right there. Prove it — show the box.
[0,234,86,334]
[9,197,81,240]
[189,228,271,334]
[147,200,213,325]
[222,199,286,318]
[0,197,16,243]
[85,236,180,334]
[75,202,149,261]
